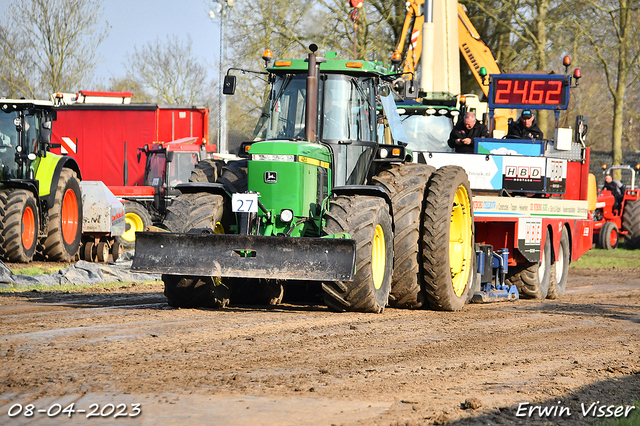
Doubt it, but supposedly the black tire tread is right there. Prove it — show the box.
[621,199,640,248]
[41,168,83,262]
[162,192,225,233]
[189,159,226,183]
[163,275,230,308]
[421,166,474,311]
[371,163,434,308]
[322,195,393,313]
[0,189,38,263]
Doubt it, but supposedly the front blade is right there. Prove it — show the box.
[131,232,356,282]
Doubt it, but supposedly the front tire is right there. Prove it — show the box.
[371,163,434,308]
[422,166,475,311]
[599,221,619,250]
[163,275,230,308]
[0,189,39,263]
[116,202,153,249]
[161,191,227,308]
[322,195,393,313]
[41,169,83,262]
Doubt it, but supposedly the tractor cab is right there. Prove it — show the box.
[0,100,56,182]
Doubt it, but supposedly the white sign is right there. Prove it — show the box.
[232,193,258,213]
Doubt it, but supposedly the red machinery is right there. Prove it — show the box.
[593,165,640,249]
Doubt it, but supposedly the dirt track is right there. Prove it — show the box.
[1,268,639,425]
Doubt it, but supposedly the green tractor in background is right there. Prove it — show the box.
[0,99,82,263]
[132,45,475,313]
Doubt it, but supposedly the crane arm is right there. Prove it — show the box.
[457,3,500,97]
[391,0,425,77]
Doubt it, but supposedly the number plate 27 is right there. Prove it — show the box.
[232,193,258,213]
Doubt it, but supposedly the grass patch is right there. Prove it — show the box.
[0,280,162,294]
[9,265,67,276]
[571,244,640,269]
[594,400,640,425]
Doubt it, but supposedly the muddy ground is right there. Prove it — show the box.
[0,267,639,425]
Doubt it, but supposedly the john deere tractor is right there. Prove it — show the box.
[132,45,475,313]
[0,99,82,263]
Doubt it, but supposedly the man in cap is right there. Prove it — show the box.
[507,109,544,140]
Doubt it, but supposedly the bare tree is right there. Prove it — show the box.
[0,0,108,99]
[125,35,216,106]
[573,0,640,169]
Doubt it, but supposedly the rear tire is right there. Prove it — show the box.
[116,202,152,249]
[163,275,230,308]
[622,199,640,248]
[507,228,551,299]
[0,189,39,263]
[217,160,248,193]
[548,227,570,299]
[422,166,475,311]
[599,221,619,250]
[189,159,226,183]
[41,168,82,262]
[322,195,393,313]
[371,163,435,308]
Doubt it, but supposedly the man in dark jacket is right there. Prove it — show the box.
[448,112,490,153]
[507,109,544,140]
[603,173,625,212]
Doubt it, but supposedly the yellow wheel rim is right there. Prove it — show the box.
[121,212,145,242]
[449,184,473,297]
[372,224,386,290]
[214,222,225,234]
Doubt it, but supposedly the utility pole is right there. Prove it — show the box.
[209,0,234,154]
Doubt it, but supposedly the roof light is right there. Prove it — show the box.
[563,56,572,67]
[262,49,273,60]
[573,68,582,79]
[346,62,363,68]
[459,95,466,104]
[479,67,487,77]
[391,51,402,64]
[602,164,607,169]
[274,60,291,67]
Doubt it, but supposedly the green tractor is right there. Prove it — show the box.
[132,45,475,313]
[0,99,82,263]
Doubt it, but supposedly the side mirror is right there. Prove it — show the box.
[405,79,418,99]
[223,75,236,95]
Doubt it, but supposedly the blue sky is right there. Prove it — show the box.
[93,0,224,87]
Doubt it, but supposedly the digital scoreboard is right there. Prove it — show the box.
[488,74,571,110]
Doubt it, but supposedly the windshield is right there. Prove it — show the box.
[145,152,166,187]
[252,73,377,144]
[252,74,306,140]
[167,152,199,186]
[320,74,376,143]
[398,114,454,152]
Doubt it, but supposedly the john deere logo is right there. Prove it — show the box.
[265,171,278,183]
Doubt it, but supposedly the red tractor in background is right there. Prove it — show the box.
[593,165,640,249]
[109,137,226,248]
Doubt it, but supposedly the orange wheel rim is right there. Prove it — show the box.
[609,228,617,247]
[22,205,36,249]
[61,188,79,245]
